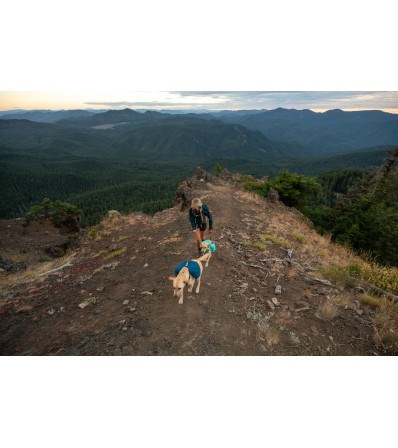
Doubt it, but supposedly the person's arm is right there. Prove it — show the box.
[189,208,196,230]
[203,204,213,230]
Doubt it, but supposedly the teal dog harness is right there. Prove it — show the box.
[201,239,216,254]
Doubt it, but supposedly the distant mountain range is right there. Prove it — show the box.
[0,110,301,161]
[0,109,107,122]
[2,106,397,155]
[215,108,398,153]
[1,106,397,222]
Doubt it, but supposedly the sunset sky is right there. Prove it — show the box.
[1,91,398,113]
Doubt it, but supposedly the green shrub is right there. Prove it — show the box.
[28,198,81,228]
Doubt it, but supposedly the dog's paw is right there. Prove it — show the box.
[195,288,200,294]
[178,298,183,304]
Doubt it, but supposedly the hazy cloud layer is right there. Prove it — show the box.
[84,91,398,112]
[171,91,398,111]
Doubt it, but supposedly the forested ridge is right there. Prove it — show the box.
[1,108,397,242]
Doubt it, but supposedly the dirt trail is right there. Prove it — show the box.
[0,178,377,355]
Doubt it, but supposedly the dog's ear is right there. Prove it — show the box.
[168,276,175,281]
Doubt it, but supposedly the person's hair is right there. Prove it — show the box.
[191,198,202,208]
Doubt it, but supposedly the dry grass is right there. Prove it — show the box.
[319,265,357,288]
[359,294,382,309]
[316,300,339,321]
[235,190,266,206]
[259,233,290,249]
[94,249,108,258]
[372,300,398,353]
[0,252,76,290]
[333,294,350,307]
[289,232,305,244]
[103,247,126,260]
[243,241,267,250]
[164,232,183,244]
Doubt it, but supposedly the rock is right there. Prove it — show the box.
[240,283,249,289]
[129,307,137,312]
[122,346,135,355]
[122,327,128,331]
[123,300,130,305]
[47,309,55,315]
[59,307,65,313]
[266,300,276,310]
[144,263,149,268]
[249,297,256,301]
[356,309,364,316]
[119,319,126,324]
[275,285,282,294]
[314,277,334,286]
[141,291,153,296]
[267,187,279,203]
[0,256,27,273]
[96,287,105,292]
[271,297,279,306]
[310,326,318,334]
[78,302,89,309]
[16,305,33,313]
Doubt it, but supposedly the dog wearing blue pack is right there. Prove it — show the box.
[168,253,211,304]
[200,239,216,267]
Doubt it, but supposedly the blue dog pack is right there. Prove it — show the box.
[174,261,201,279]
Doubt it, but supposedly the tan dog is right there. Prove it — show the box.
[168,253,211,304]
[200,240,216,267]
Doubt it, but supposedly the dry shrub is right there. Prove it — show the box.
[361,265,398,296]
[265,327,281,346]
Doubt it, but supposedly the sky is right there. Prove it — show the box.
[1,91,398,113]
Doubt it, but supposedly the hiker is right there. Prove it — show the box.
[189,198,213,256]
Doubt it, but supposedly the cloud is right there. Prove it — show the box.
[84,91,398,112]
[171,91,398,111]
[84,101,224,108]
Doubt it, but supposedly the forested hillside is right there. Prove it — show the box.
[0,111,301,223]
[1,108,397,227]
